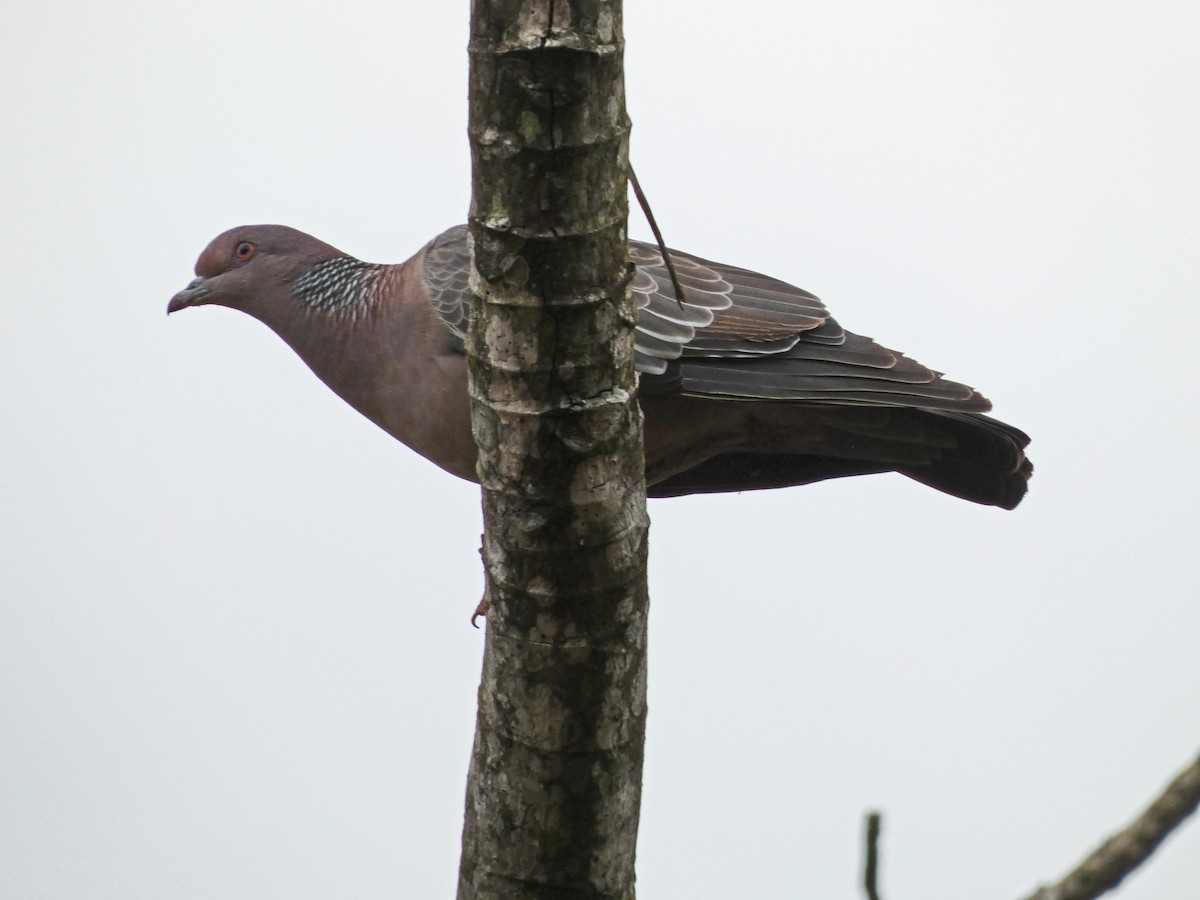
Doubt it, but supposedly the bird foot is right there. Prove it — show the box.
[471,594,488,629]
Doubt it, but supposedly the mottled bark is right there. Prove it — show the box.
[459,2,647,899]
[1021,749,1200,900]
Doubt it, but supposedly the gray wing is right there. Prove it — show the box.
[421,226,988,414]
[629,240,991,413]
[420,225,473,344]
[420,225,731,358]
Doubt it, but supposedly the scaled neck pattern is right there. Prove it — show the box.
[293,257,387,320]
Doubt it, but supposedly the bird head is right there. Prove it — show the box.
[167,225,345,321]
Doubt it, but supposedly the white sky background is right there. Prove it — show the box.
[2,1,1199,897]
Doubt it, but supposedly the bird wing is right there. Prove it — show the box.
[421,226,990,414]
[420,225,474,339]
[629,241,992,413]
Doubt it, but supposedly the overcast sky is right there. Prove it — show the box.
[3,2,1199,898]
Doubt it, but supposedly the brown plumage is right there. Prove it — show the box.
[168,225,1032,509]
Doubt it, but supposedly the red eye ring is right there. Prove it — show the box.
[234,241,256,261]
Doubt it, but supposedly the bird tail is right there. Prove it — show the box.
[647,409,1031,509]
[896,411,1032,510]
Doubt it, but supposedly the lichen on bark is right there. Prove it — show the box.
[459,1,648,898]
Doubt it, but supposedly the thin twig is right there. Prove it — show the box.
[863,810,883,900]
[1021,748,1200,900]
[628,164,688,306]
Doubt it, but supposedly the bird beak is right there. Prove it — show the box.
[167,277,209,314]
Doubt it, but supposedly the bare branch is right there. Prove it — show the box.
[863,811,883,900]
[1022,749,1200,900]
[628,164,687,306]
[460,1,646,897]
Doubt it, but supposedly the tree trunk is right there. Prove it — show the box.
[459,2,647,898]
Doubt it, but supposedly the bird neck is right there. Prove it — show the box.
[293,256,389,317]
[268,257,423,432]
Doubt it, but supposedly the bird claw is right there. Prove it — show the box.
[471,595,488,629]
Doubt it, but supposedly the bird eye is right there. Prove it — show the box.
[234,241,256,261]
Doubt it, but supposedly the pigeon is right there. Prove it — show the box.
[169,225,1031,508]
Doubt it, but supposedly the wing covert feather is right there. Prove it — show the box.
[421,226,991,415]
